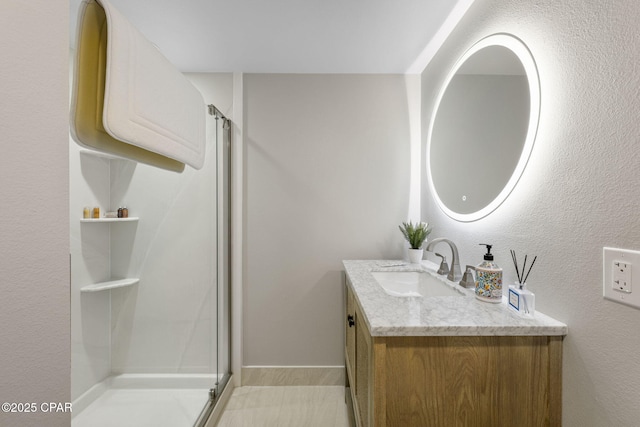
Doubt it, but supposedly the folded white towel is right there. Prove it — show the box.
[71,0,207,171]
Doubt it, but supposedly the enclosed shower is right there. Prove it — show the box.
[69,101,232,426]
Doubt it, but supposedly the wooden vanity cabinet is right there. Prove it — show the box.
[344,282,563,427]
[346,283,356,389]
[354,302,371,426]
[345,277,373,427]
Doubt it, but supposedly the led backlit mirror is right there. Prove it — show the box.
[427,34,540,222]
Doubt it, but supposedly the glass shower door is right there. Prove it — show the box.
[195,109,232,426]
[214,113,232,400]
[70,106,228,427]
[216,114,232,402]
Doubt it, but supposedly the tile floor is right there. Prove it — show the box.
[216,386,350,427]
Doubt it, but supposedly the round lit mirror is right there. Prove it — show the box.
[427,34,540,222]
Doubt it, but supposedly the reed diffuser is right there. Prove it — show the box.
[508,250,537,317]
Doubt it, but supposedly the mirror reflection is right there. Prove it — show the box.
[427,34,539,221]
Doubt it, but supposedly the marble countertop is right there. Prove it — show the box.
[343,260,568,337]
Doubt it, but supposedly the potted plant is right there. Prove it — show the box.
[399,221,432,264]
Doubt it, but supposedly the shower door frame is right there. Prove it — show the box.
[194,105,233,427]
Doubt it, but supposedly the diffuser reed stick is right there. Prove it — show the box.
[510,250,521,282]
[523,256,537,283]
[510,249,538,287]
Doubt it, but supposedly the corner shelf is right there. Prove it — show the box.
[81,278,139,293]
[79,217,140,292]
[80,217,139,223]
[77,149,140,296]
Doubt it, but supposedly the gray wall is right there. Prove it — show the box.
[243,74,414,366]
[0,1,70,426]
[421,0,640,425]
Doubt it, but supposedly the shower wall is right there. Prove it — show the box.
[70,73,233,399]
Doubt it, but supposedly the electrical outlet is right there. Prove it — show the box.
[612,261,631,293]
[603,247,640,310]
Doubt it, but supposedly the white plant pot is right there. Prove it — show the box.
[408,249,424,264]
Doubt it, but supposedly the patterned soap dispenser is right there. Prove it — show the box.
[474,244,503,303]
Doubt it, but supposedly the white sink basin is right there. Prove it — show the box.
[371,271,466,297]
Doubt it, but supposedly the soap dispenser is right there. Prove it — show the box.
[475,244,503,303]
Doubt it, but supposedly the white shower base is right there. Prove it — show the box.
[72,374,219,427]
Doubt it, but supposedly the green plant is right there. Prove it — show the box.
[399,221,432,250]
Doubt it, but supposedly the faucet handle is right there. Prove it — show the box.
[435,253,449,276]
[459,265,476,289]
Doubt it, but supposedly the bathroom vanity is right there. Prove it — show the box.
[343,260,567,427]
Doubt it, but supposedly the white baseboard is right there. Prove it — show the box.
[241,366,345,386]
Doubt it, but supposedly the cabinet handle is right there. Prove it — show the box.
[347,314,355,327]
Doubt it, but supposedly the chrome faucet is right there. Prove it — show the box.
[425,238,462,282]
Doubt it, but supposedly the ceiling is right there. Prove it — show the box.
[69,0,473,74]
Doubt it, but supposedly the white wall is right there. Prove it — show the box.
[243,74,415,366]
[421,0,640,425]
[70,73,233,398]
[0,1,70,426]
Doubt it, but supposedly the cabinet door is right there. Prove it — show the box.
[355,305,371,427]
[345,283,356,387]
